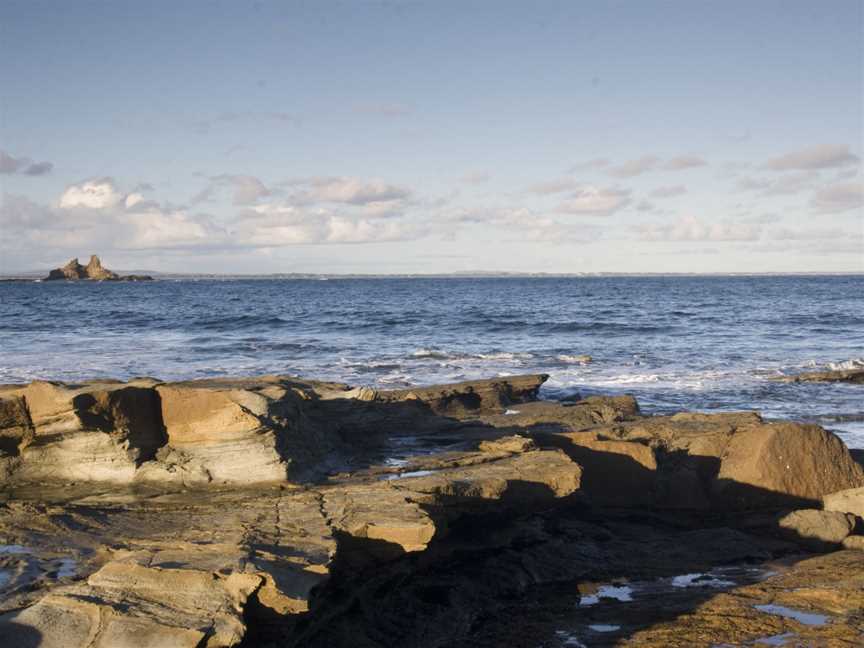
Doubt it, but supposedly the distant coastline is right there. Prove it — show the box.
[1,270,862,281]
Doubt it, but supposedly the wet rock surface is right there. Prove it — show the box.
[773,368,864,384]
[1,373,863,646]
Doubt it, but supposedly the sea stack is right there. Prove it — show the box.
[44,255,152,281]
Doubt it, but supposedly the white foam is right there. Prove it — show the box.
[504,409,521,415]
[556,354,592,364]
[588,624,620,632]
[827,358,864,371]
[554,630,587,647]
[671,572,735,589]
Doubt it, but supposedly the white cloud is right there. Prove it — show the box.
[287,176,412,207]
[637,215,761,242]
[193,174,271,206]
[234,202,420,245]
[59,178,124,209]
[556,186,630,215]
[765,144,859,171]
[810,182,864,214]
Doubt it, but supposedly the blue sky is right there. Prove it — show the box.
[1,0,861,273]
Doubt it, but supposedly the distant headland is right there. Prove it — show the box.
[45,255,153,281]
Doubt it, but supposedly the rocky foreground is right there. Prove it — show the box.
[1,374,864,647]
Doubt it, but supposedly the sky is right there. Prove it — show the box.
[0,0,862,274]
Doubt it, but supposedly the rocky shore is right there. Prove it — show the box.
[1,373,863,647]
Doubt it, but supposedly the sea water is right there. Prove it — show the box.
[1,275,862,446]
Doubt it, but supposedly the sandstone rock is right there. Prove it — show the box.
[0,394,33,455]
[478,435,537,454]
[0,562,260,648]
[823,485,864,518]
[481,395,640,431]
[534,430,657,507]
[714,421,864,510]
[375,374,549,416]
[842,535,864,550]
[3,380,165,483]
[776,509,856,549]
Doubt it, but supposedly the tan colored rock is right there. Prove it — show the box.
[776,509,856,550]
[483,395,640,431]
[5,380,165,483]
[0,562,260,648]
[714,421,864,510]
[478,435,537,454]
[535,430,657,507]
[842,535,864,550]
[375,374,549,416]
[823,485,864,518]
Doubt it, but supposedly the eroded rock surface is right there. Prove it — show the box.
[773,367,864,384]
[1,372,863,647]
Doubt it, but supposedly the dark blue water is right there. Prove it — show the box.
[2,276,862,446]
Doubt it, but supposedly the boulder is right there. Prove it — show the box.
[823,485,864,518]
[714,421,864,510]
[842,535,864,550]
[775,509,856,550]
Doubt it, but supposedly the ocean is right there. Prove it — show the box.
[2,275,862,447]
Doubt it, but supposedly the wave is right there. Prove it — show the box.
[827,358,864,371]
[410,349,534,362]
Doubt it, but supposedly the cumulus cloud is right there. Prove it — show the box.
[280,177,413,212]
[232,202,421,245]
[765,144,859,171]
[635,200,655,212]
[59,178,125,209]
[556,186,630,215]
[0,150,54,176]
[650,185,687,198]
[810,182,863,214]
[663,155,707,171]
[637,215,761,242]
[1,178,218,252]
[768,227,850,241]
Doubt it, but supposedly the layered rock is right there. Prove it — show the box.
[3,372,864,647]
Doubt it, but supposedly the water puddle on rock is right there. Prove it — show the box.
[753,632,798,646]
[753,604,829,626]
[553,565,774,646]
[382,469,437,481]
